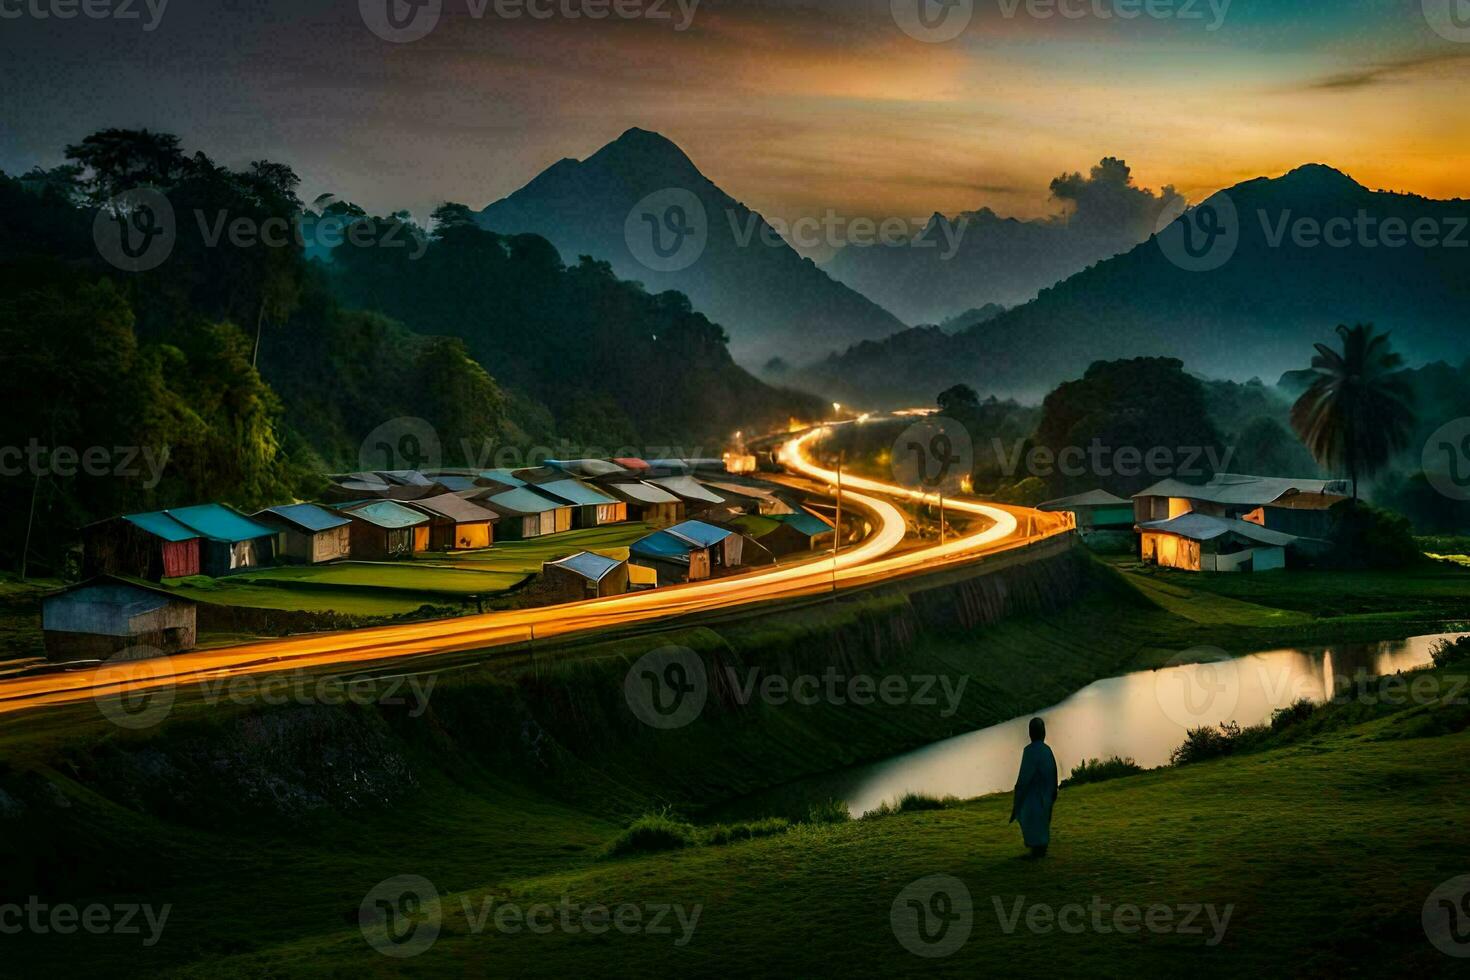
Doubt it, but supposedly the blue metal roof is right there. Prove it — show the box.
[123,511,200,543]
[775,513,835,537]
[631,531,694,560]
[548,551,623,581]
[538,479,617,507]
[478,469,527,488]
[258,503,351,533]
[432,475,481,492]
[667,520,734,549]
[341,500,431,529]
[486,488,563,516]
[165,504,276,543]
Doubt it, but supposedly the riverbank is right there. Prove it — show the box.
[2,554,1467,974]
[8,657,1468,976]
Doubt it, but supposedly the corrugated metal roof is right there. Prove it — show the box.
[667,520,734,549]
[704,481,776,500]
[547,459,629,479]
[538,479,618,507]
[478,468,527,488]
[1134,473,1347,507]
[646,476,726,504]
[256,503,351,533]
[122,511,200,543]
[402,493,498,523]
[484,488,564,516]
[341,500,431,529]
[775,513,835,537]
[1039,490,1132,510]
[547,551,623,581]
[605,482,681,505]
[612,457,651,471]
[376,470,436,487]
[432,475,482,492]
[1139,513,1298,547]
[631,531,694,561]
[165,504,276,543]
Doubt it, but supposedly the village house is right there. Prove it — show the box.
[338,500,431,560]
[729,512,835,559]
[538,551,632,602]
[82,511,202,581]
[252,503,353,565]
[603,482,685,527]
[1138,512,1299,573]
[535,479,628,529]
[702,481,799,516]
[479,487,574,540]
[629,520,743,585]
[399,493,499,551]
[163,504,276,577]
[1039,490,1134,549]
[42,577,197,662]
[1133,473,1349,538]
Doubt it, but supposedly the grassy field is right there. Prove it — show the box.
[7,659,1468,977]
[443,523,654,573]
[3,555,1468,975]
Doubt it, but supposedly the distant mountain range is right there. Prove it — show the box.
[476,128,905,369]
[822,157,1177,325]
[799,165,1470,406]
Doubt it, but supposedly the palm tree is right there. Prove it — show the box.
[1290,324,1415,502]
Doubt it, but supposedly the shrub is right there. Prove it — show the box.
[1169,720,1268,766]
[1321,503,1423,570]
[1061,756,1144,788]
[702,818,790,846]
[862,793,959,820]
[604,808,699,856]
[803,798,852,825]
[1431,635,1470,668]
[1269,699,1320,732]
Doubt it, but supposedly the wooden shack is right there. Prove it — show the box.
[540,551,630,602]
[160,504,276,577]
[42,577,196,662]
[339,500,431,560]
[400,493,498,551]
[603,482,684,527]
[82,511,201,581]
[536,479,627,529]
[481,488,573,541]
[252,503,353,564]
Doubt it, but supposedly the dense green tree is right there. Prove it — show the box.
[1290,324,1415,501]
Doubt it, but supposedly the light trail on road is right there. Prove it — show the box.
[0,424,1072,718]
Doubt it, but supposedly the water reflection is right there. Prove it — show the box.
[720,633,1464,820]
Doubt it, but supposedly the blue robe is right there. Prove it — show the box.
[1010,741,1058,847]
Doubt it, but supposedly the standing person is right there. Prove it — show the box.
[1010,717,1059,858]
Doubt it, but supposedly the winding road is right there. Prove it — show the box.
[0,424,1073,718]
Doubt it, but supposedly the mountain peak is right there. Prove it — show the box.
[591,127,700,174]
[1274,163,1364,193]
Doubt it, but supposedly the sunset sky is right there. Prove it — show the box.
[4,0,1468,231]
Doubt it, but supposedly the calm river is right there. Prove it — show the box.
[718,632,1464,819]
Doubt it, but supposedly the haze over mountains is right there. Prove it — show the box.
[800,165,1470,406]
[476,128,904,369]
[822,158,1180,326]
